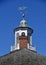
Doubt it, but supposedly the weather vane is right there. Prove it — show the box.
[18,6,27,19]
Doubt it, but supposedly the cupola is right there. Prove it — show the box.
[11,18,36,51]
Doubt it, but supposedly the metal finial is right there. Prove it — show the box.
[18,6,27,19]
[22,13,25,19]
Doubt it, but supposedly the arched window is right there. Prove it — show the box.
[21,32,25,36]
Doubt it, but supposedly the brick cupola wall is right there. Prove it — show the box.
[19,35,28,49]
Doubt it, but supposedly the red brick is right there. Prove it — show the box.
[19,36,28,49]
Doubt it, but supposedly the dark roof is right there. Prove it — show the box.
[0,49,46,65]
[14,27,33,33]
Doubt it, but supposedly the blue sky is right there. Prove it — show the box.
[0,0,46,56]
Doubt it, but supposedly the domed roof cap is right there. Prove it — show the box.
[19,19,28,27]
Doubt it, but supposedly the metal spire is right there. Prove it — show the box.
[18,6,27,19]
[18,6,28,27]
